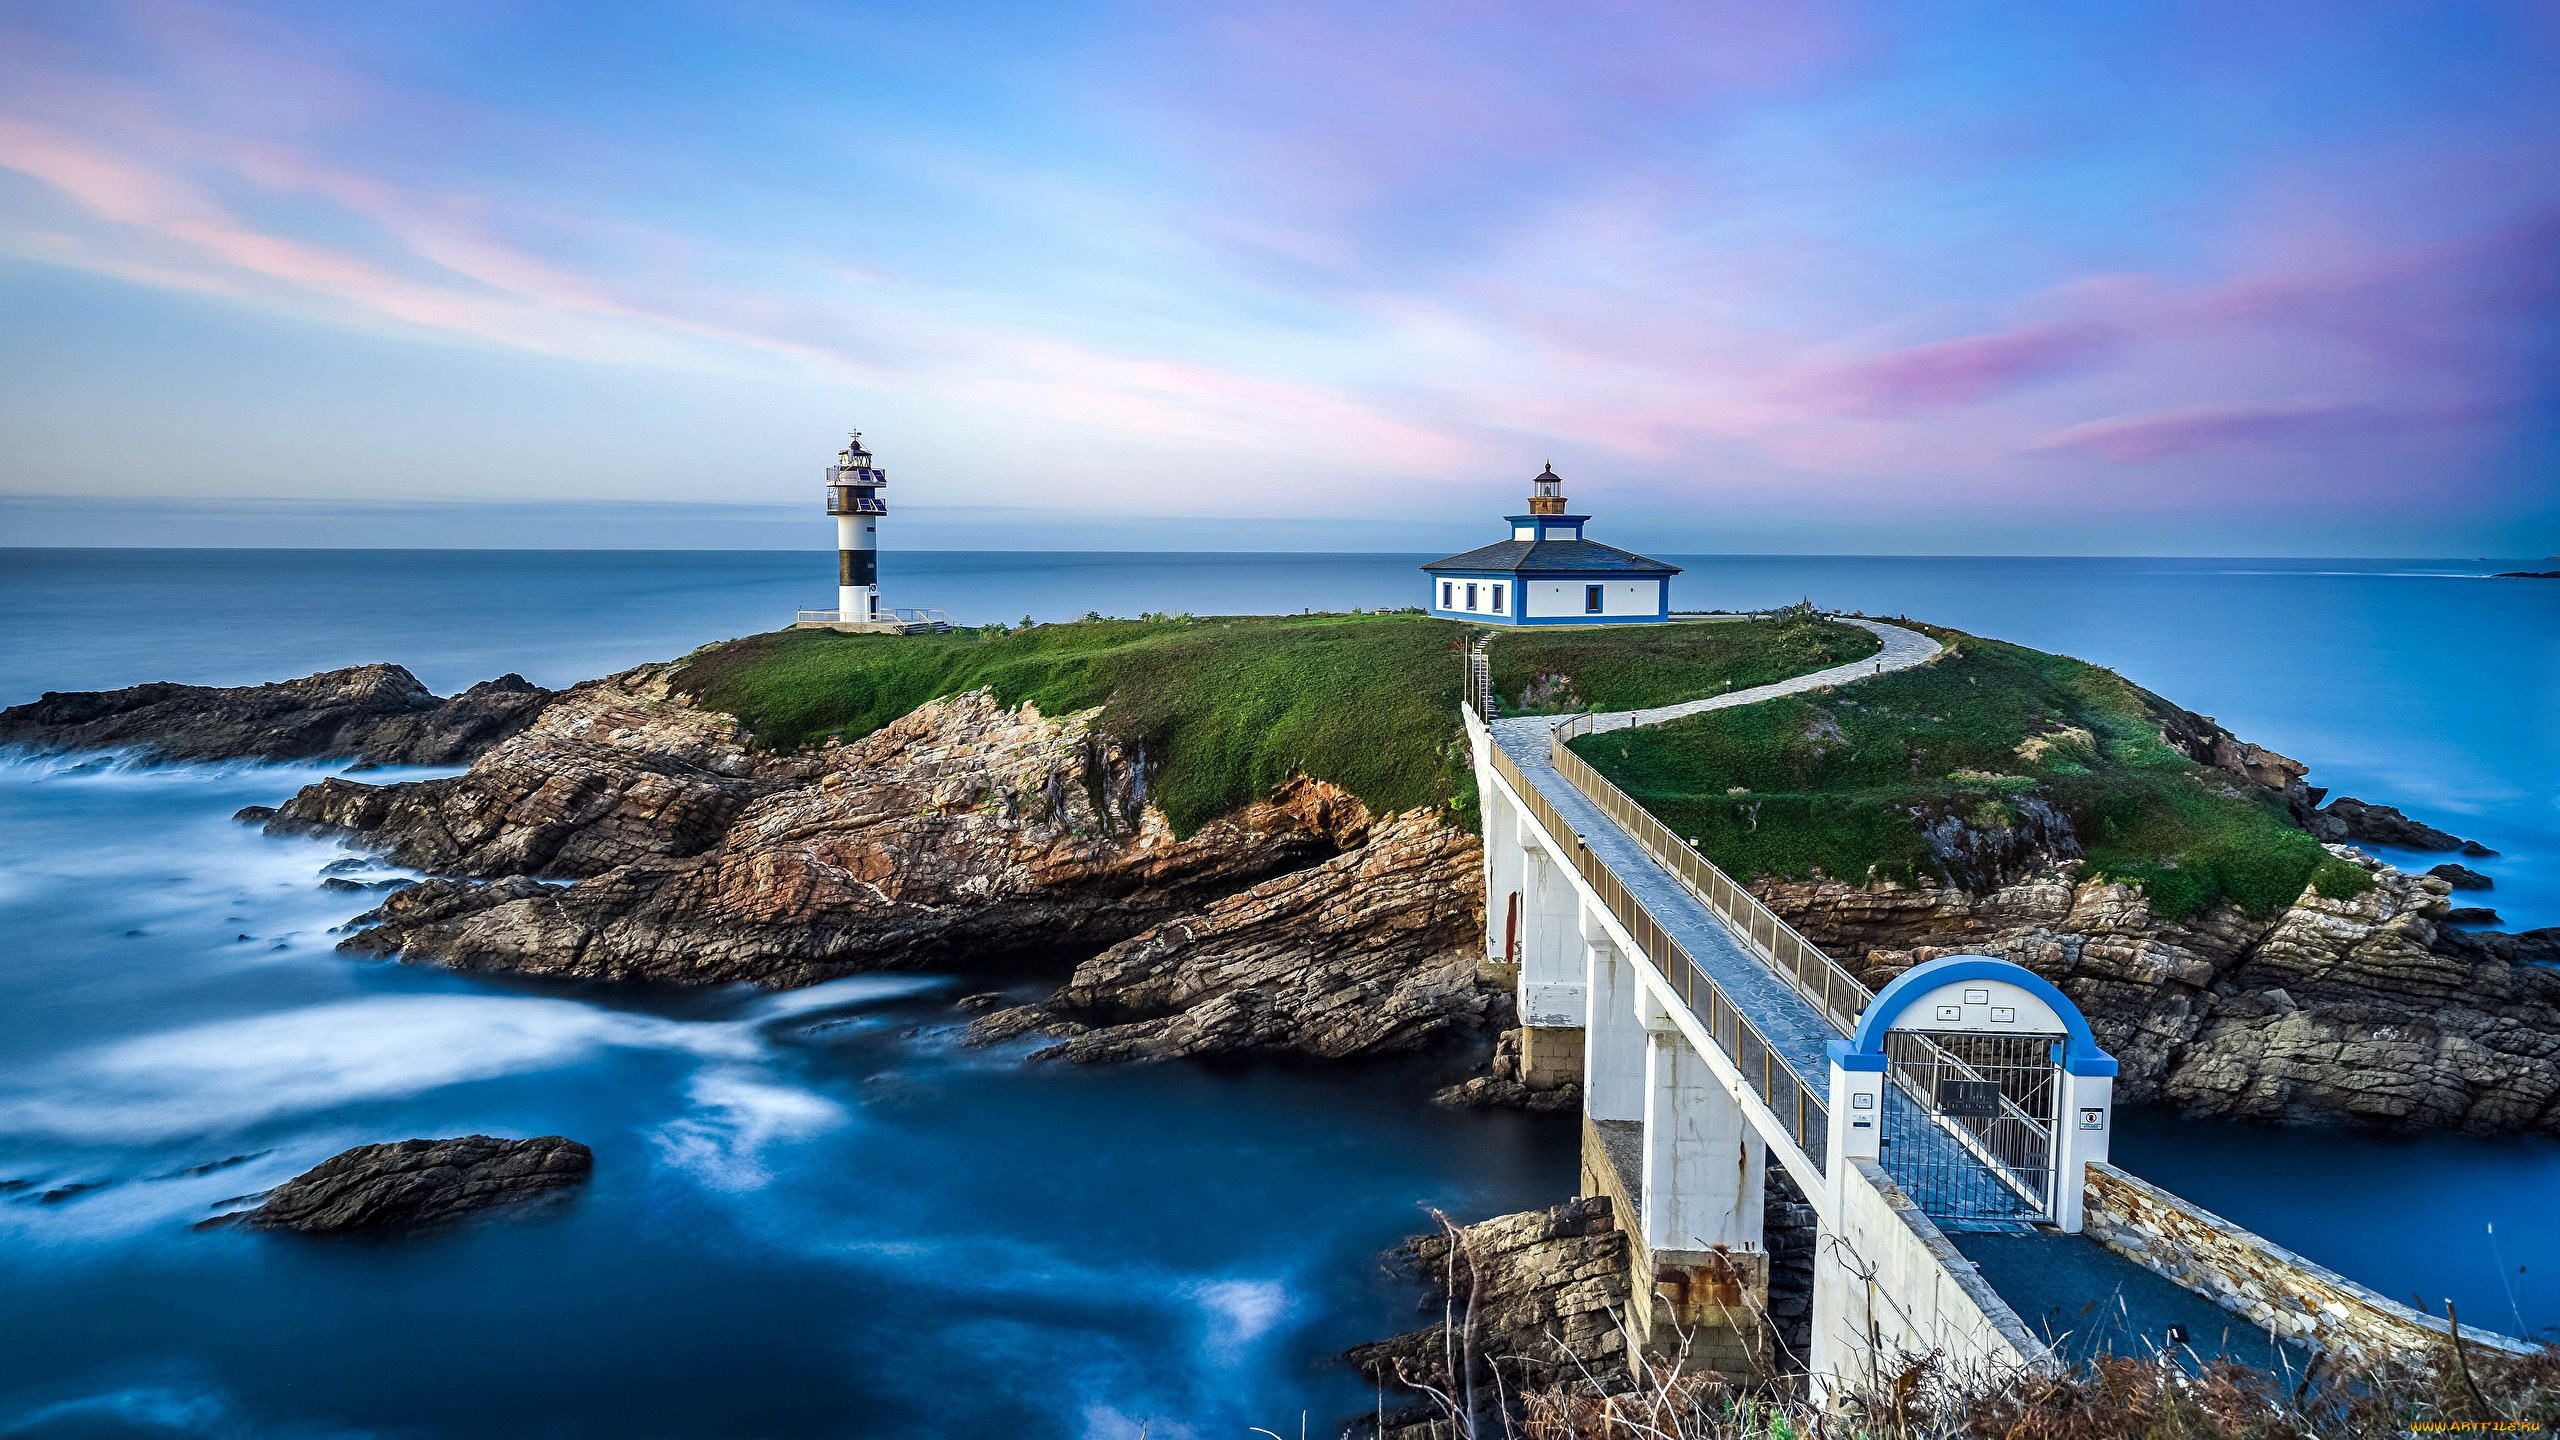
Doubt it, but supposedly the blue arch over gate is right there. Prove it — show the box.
[1825,955,2119,1077]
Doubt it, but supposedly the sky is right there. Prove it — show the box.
[0,0,2555,554]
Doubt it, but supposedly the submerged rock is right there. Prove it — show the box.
[0,666,554,765]
[238,1135,591,1235]
[2428,863,2494,891]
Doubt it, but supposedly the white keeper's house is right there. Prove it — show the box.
[1421,464,1680,625]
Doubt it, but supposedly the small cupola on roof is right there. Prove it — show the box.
[1421,463,1680,626]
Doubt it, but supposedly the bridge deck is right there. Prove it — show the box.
[1953,1231,2312,1373]
[1488,715,2038,1225]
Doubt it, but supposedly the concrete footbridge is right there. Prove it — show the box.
[1462,616,2526,1389]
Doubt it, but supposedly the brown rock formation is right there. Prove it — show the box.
[1754,855,2560,1135]
[966,805,1498,1062]
[0,665,553,765]
[1347,1196,1633,1431]
[288,675,1389,993]
[236,1135,591,1235]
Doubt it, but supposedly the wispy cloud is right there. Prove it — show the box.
[1,0,2555,548]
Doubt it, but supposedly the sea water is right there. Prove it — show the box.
[0,550,2551,1436]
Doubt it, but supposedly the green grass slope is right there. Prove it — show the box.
[671,614,1475,836]
[1486,607,1879,714]
[1573,626,2366,920]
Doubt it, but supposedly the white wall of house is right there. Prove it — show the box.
[1524,577,1662,619]
[1432,576,1514,617]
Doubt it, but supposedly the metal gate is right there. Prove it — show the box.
[1879,1030,2061,1223]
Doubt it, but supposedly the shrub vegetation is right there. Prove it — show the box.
[1486,606,1879,714]
[1573,626,2355,920]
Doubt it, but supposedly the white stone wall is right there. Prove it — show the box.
[2082,1162,2532,1366]
[1524,577,1662,619]
[1811,1159,2045,1395]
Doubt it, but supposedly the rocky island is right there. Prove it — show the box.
[3,609,2549,1136]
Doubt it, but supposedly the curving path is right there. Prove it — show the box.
[1563,616,1941,736]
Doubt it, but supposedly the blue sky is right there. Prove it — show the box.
[1,0,2554,553]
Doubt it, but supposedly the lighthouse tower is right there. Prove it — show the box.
[826,431,887,621]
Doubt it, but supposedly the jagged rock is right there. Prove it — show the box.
[953,991,1005,1012]
[2444,907,2504,926]
[312,682,1370,987]
[265,666,773,879]
[1755,857,2560,1135]
[1433,1029,1581,1113]
[2301,796,2493,855]
[2429,864,2494,891]
[1346,1196,1632,1420]
[966,806,1499,1062]
[2437,926,2560,968]
[1433,1075,1583,1114]
[237,1135,591,1235]
[0,666,553,765]
[2150,701,2491,855]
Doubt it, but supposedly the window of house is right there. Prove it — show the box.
[1465,582,1479,609]
[1441,581,1452,608]
[1585,584,1603,613]
[1491,585,1505,612]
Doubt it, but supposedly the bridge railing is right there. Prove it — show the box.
[1484,736,1829,1170]
[1549,714,1872,1038]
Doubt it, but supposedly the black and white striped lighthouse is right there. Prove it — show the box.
[825,430,887,621]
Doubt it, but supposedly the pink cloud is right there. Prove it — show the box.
[2035,400,2393,463]
[1789,321,2123,415]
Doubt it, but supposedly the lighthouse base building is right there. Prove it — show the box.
[1422,464,1679,625]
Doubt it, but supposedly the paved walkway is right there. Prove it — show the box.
[1569,618,1941,734]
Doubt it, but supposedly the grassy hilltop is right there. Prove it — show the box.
[1573,624,2369,920]
[675,613,1474,836]
[676,611,2357,921]
[672,610,1881,838]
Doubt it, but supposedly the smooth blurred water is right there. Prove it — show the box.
[0,547,2553,1439]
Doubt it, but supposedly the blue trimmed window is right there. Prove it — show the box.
[1441,581,1452,608]
[1491,584,1505,613]
[1584,584,1603,613]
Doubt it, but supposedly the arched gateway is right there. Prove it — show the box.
[1825,957,2117,1232]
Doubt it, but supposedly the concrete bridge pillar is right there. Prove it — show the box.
[1636,993,1769,1374]
[1481,785,1525,970]
[1515,831,1586,1089]
[1581,905,1643,1123]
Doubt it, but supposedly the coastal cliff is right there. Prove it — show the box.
[304,670,1390,991]
[1756,860,2560,1134]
